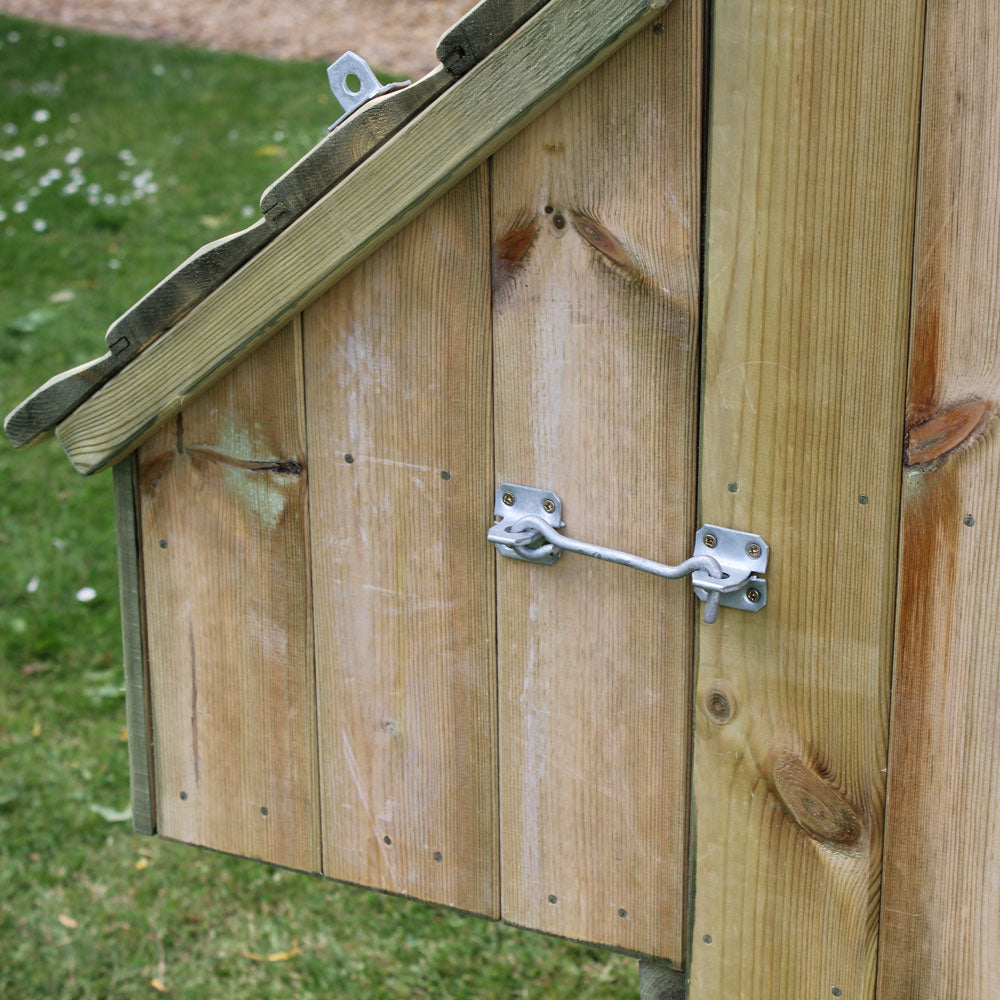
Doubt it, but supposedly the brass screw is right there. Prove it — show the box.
[502,492,515,506]
[704,533,717,548]
[746,587,761,604]
[746,542,762,560]
[542,498,556,514]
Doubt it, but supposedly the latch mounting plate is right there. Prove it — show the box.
[690,524,769,613]
[488,483,563,565]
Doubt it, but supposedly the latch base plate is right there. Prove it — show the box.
[691,524,769,613]
[488,484,563,565]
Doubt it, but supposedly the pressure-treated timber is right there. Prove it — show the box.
[54,0,669,475]
[137,319,320,871]
[690,3,924,998]
[2,71,454,450]
[304,168,497,914]
[112,454,155,836]
[492,3,701,960]
[878,2,1000,996]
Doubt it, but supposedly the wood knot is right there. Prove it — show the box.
[904,398,994,471]
[768,751,863,849]
[703,684,736,724]
[492,217,538,295]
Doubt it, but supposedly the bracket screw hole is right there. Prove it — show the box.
[745,542,762,559]
[502,492,515,506]
[542,498,556,514]
[704,533,717,548]
[746,587,761,604]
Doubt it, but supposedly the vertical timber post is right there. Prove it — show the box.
[112,453,155,835]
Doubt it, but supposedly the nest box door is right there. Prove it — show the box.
[131,4,702,971]
[489,11,701,960]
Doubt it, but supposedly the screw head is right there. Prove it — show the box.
[746,587,761,604]
[746,542,762,560]
[542,498,556,514]
[502,492,515,506]
[704,533,718,548]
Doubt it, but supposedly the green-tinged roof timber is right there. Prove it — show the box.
[5,0,670,473]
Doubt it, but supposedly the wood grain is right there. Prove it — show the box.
[492,4,701,960]
[689,2,925,997]
[878,2,1000,995]
[138,319,320,871]
[55,0,669,475]
[304,168,497,914]
[112,454,155,835]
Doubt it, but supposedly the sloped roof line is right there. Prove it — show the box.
[4,0,550,450]
[11,0,669,474]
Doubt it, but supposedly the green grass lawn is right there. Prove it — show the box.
[0,16,638,999]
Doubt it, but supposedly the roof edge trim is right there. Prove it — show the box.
[56,0,669,474]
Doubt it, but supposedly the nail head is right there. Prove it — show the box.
[964,514,975,526]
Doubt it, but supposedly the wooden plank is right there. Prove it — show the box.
[492,4,701,960]
[878,2,1000,995]
[304,168,496,914]
[137,318,320,871]
[689,3,925,998]
[3,70,457,451]
[436,0,549,75]
[55,0,670,475]
[112,454,156,836]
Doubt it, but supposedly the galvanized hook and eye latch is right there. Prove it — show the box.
[487,484,769,624]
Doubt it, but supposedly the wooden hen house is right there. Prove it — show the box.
[7,0,1000,997]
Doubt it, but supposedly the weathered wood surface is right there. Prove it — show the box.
[112,455,156,835]
[5,1,569,452]
[437,0,549,76]
[689,2,924,998]
[3,70,455,450]
[304,168,497,913]
[4,351,121,449]
[492,5,700,960]
[55,0,669,475]
[878,2,1000,995]
[258,67,451,218]
[137,319,320,871]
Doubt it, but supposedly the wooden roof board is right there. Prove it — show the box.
[5,0,668,471]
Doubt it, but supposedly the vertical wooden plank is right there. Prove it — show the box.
[878,2,1000,996]
[690,3,925,998]
[138,319,320,872]
[304,167,496,915]
[113,454,155,835]
[492,4,702,960]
